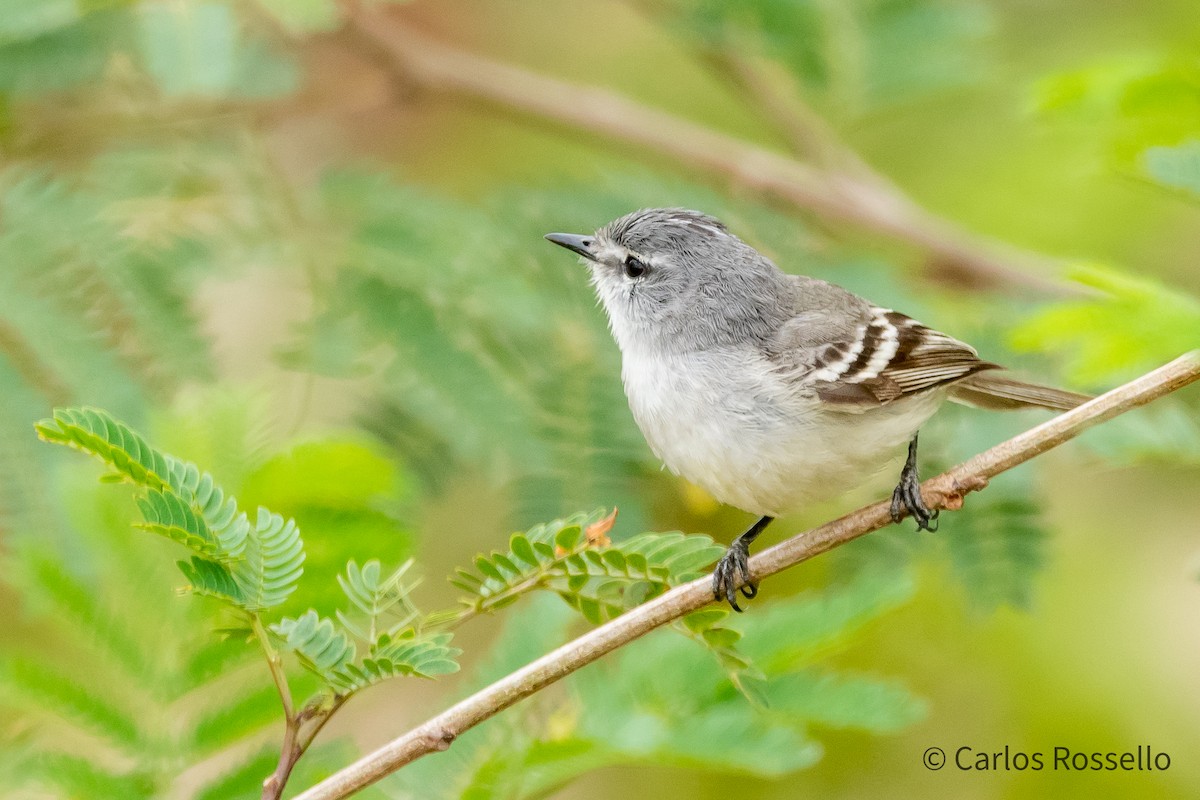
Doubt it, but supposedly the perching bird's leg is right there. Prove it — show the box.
[712,515,774,612]
[891,433,938,532]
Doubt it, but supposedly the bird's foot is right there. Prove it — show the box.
[891,463,938,532]
[712,539,757,613]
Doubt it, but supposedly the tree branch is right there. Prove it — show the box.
[340,5,1081,296]
[293,351,1200,800]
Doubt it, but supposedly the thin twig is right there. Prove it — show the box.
[293,352,1200,800]
[339,5,1079,296]
[253,615,294,720]
[263,717,301,800]
[254,614,301,800]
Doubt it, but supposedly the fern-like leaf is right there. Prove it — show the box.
[272,611,356,686]
[136,489,216,555]
[622,533,726,582]
[332,630,461,691]
[38,406,251,562]
[274,612,461,693]
[451,511,726,626]
[36,407,173,490]
[166,458,249,558]
[449,511,602,613]
[177,557,245,605]
[335,559,418,643]
[234,509,304,611]
[39,408,300,614]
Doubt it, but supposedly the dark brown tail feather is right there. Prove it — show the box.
[949,373,1092,412]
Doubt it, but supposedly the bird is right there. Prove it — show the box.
[545,208,1088,611]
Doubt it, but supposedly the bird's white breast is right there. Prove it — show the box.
[620,345,943,516]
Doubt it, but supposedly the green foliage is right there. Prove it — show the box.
[0,480,320,799]
[450,510,747,671]
[451,511,722,620]
[386,570,924,799]
[273,610,357,678]
[236,508,305,610]
[7,3,1196,798]
[273,559,462,693]
[37,406,303,611]
[943,494,1045,612]
[37,406,466,692]
[1011,264,1200,385]
[451,509,786,699]
[238,439,417,618]
[1034,56,1200,166]
[336,558,420,642]
[25,405,466,795]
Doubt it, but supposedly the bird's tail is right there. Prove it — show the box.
[949,373,1092,412]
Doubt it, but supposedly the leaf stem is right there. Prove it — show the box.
[254,614,295,721]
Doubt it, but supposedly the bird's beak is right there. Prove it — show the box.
[544,232,597,262]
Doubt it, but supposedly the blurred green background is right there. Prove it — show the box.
[2,0,1200,798]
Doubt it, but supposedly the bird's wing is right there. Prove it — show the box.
[766,278,999,408]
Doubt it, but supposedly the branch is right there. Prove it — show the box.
[253,615,301,800]
[340,6,1080,296]
[253,615,294,721]
[294,351,1200,800]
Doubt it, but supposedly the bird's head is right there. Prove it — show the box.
[545,208,792,353]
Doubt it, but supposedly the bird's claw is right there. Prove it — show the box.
[891,469,939,532]
[712,540,757,612]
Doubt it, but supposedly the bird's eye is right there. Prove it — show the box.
[624,256,648,279]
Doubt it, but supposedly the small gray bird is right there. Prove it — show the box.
[546,208,1087,611]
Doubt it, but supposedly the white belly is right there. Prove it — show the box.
[621,347,943,516]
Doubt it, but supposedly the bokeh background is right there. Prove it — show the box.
[2,0,1199,798]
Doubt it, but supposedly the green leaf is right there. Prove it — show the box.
[509,533,538,566]
[177,557,245,604]
[233,508,304,611]
[682,609,728,633]
[474,555,504,582]
[667,0,994,114]
[37,406,251,562]
[554,525,582,552]
[622,532,724,581]
[1033,58,1200,165]
[136,489,216,555]
[335,559,419,642]
[451,512,606,612]
[738,568,917,672]
[701,626,742,649]
[1010,263,1200,385]
[273,610,356,679]
[336,629,461,688]
[36,407,174,490]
